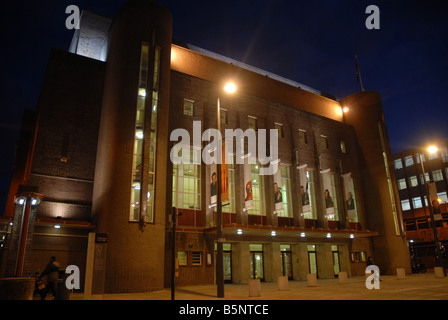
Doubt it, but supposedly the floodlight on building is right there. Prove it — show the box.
[343,107,349,113]
[54,225,61,229]
[326,233,332,238]
[237,229,243,235]
[350,234,355,239]
[271,230,277,237]
[300,232,306,238]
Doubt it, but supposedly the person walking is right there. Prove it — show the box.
[39,256,61,299]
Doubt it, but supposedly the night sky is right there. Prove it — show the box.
[1,0,447,214]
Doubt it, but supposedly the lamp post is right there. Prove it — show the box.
[418,146,446,276]
[216,81,236,298]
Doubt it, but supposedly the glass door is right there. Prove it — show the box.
[223,251,232,283]
[281,251,293,279]
[307,244,318,277]
[250,252,264,280]
[332,245,340,277]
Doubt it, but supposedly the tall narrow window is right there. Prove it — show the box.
[247,164,265,216]
[222,160,235,213]
[146,45,161,223]
[278,165,292,217]
[130,43,149,221]
[172,148,201,211]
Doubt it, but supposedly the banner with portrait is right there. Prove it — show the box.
[273,163,283,213]
[243,156,253,210]
[209,141,229,206]
[298,164,311,217]
[342,172,358,222]
[321,169,335,220]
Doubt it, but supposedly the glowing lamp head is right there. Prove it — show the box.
[427,145,438,154]
[224,82,237,94]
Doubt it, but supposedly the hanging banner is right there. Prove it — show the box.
[221,141,229,203]
[298,164,311,217]
[273,162,283,213]
[321,169,335,220]
[342,172,358,222]
[210,141,229,206]
[210,163,217,207]
[244,156,253,210]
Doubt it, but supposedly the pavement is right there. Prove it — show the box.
[69,270,448,300]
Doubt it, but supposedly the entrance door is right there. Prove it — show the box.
[332,245,340,277]
[281,251,293,279]
[250,252,264,280]
[307,244,318,277]
[223,251,232,283]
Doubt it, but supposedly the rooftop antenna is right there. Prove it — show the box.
[355,55,365,92]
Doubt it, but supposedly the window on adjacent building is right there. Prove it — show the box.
[412,197,423,209]
[398,178,407,190]
[299,129,307,144]
[420,173,430,184]
[404,155,414,167]
[437,192,447,203]
[432,169,443,182]
[409,176,418,187]
[248,116,257,131]
[183,99,194,116]
[429,151,438,160]
[394,159,403,170]
[401,199,411,211]
[415,153,425,163]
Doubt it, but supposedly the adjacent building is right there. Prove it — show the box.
[393,139,448,268]
[1,0,411,294]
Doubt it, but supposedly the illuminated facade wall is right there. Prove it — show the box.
[2,0,411,292]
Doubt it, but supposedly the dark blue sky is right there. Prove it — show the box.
[1,0,447,213]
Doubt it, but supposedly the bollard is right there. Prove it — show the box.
[249,278,261,297]
[278,276,289,290]
[396,268,406,280]
[307,273,317,287]
[434,267,445,278]
[338,272,347,284]
[55,269,71,300]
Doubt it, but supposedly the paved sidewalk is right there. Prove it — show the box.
[71,271,448,300]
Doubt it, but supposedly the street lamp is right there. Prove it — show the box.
[418,145,446,276]
[216,81,237,298]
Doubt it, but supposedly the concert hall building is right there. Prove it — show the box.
[1,0,411,294]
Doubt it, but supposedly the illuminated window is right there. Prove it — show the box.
[408,176,418,187]
[412,197,422,209]
[247,164,265,216]
[172,148,201,211]
[183,99,194,116]
[277,165,292,218]
[404,155,414,167]
[394,159,403,170]
[401,199,411,211]
[178,251,187,266]
[432,169,443,182]
[222,160,235,213]
[420,173,430,184]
